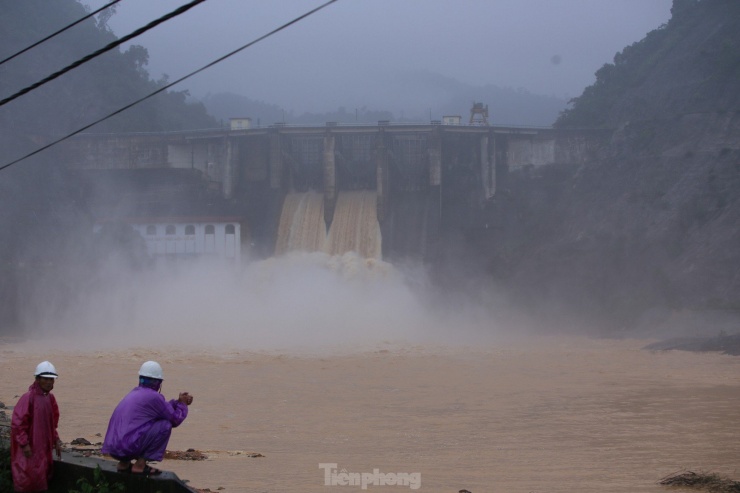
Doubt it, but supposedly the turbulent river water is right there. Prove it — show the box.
[2,335,740,493]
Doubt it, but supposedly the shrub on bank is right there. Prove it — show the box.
[0,444,12,493]
[69,466,125,493]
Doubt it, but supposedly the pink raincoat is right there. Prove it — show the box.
[10,381,60,492]
[101,386,188,462]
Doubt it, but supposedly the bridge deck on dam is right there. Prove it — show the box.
[74,121,553,138]
[230,122,550,135]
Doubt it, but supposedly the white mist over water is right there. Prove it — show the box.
[18,190,512,352]
[23,250,505,352]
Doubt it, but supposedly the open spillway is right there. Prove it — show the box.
[275,191,382,260]
[275,192,327,255]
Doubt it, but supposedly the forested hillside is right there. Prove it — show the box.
[478,0,740,334]
[0,0,216,146]
[556,0,740,128]
[0,0,217,331]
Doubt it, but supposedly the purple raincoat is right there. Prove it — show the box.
[101,386,188,461]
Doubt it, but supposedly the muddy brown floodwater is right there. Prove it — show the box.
[2,336,739,493]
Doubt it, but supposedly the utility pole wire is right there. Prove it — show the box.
[0,0,340,173]
[0,0,123,67]
[0,0,207,108]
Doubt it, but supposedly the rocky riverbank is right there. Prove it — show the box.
[644,331,740,355]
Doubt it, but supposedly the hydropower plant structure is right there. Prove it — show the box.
[60,117,609,262]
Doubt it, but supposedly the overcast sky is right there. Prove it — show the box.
[84,0,672,115]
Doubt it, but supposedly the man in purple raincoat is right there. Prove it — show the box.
[101,361,194,476]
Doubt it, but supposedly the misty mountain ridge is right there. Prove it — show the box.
[200,70,566,127]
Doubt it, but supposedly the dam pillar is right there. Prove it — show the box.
[323,133,336,229]
[223,137,239,199]
[375,130,389,222]
[481,135,494,199]
[429,134,442,187]
[269,132,283,190]
[494,134,509,194]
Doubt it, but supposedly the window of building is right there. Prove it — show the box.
[185,225,195,235]
[225,224,236,258]
[146,225,156,235]
[166,225,176,235]
[205,224,216,253]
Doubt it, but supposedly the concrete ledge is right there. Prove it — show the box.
[50,451,198,493]
[3,426,198,492]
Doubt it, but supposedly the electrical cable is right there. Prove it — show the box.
[0,0,123,67]
[0,0,340,173]
[0,0,206,108]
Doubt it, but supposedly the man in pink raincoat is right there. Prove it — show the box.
[11,361,62,492]
[101,361,193,476]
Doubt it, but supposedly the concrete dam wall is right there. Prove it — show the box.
[61,124,609,261]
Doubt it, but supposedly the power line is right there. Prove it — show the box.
[0,0,123,67]
[0,0,340,173]
[0,0,206,108]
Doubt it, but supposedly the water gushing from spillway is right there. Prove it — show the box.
[275,191,382,259]
[275,192,327,255]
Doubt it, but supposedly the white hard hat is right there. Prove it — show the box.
[35,361,58,379]
[139,361,163,380]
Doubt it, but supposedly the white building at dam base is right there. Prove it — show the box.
[94,216,242,265]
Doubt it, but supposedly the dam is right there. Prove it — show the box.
[60,121,609,262]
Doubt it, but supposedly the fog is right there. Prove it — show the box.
[19,250,517,353]
[1,0,679,349]
[84,0,672,117]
